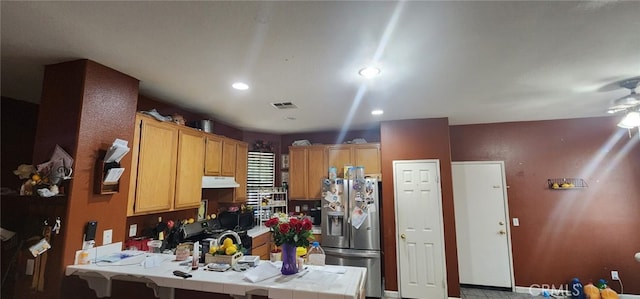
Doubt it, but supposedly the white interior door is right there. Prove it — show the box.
[452,161,513,288]
[393,160,447,299]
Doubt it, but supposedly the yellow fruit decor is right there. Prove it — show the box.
[584,283,600,299]
[215,238,242,255]
[600,288,619,299]
[225,246,237,255]
[296,246,307,257]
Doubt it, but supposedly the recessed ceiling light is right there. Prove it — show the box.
[232,82,249,90]
[358,67,381,78]
[371,109,384,115]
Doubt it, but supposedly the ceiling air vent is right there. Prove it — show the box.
[270,102,297,109]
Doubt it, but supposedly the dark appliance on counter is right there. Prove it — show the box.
[309,208,321,226]
[177,218,252,262]
[218,210,255,231]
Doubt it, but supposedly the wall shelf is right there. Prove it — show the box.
[257,190,288,225]
[547,178,588,190]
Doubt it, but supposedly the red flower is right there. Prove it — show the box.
[267,216,314,247]
[265,217,279,228]
[302,218,312,231]
[279,223,290,233]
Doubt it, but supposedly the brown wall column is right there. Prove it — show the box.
[32,59,139,299]
[380,118,460,297]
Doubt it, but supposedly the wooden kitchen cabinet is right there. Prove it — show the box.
[217,139,248,203]
[327,143,381,179]
[221,138,237,177]
[204,135,223,175]
[174,129,206,209]
[128,114,204,215]
[289,145,327,200]
[205,135,240,177]
[251,231,272,261]
[234,142,248,202]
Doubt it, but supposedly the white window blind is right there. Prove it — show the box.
[246,152,275,211]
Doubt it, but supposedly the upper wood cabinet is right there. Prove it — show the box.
[221,138,237,177]
[174,129,205,209]
[129,115,177,214]
[234,141,248,202]
[128,114,204,215]
[204,135,223,176]
[214,139,248,203]
[206,136,238,177]
[289,145,327,200]
[327,143,381,179]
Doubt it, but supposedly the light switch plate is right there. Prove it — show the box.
[512,218,520,226]
[26,259,34,275]
[129,224,137,237]
[103,229,113,245]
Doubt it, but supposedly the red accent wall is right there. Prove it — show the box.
[380,118,461,297]
[1,97,39,191]
[449,117,640,294]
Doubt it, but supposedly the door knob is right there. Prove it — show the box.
[400,234,406,239]
[499,230,506,235]
[499,221,505,225]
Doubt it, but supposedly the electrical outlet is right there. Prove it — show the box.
[103,229,113,245]
[129,224,137,237]
[611,270,619,280]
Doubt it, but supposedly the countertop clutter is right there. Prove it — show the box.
[247,225,321,238]
[66,244,366,299]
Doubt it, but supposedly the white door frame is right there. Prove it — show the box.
[393,159,448,298]
[452,161,515,290]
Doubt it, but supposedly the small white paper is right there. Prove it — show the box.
[104,168,125,184]
[26,259,35,275]
[367,203,376,213]
[1,227,16,241]
[351,206,367,229]
[104,139,130,163]
[29,238,51,257]
[142,255,164,268]
[243,262,281,283]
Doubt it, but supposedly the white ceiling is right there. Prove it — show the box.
[2,1,639,134]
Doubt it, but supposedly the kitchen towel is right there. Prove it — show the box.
[243,262,281,283]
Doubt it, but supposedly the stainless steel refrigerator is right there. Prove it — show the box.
[321,177,382,298]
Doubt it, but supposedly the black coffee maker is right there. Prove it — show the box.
[309,208,321,226]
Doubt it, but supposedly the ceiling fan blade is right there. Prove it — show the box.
[613,91,640,106]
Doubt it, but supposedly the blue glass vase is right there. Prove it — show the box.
[280,243,298,275]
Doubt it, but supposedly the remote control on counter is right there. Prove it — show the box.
[173,270,192,278]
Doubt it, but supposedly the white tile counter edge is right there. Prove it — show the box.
[67,256,365,299]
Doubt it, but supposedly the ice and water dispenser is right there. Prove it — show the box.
[324,179,345,237]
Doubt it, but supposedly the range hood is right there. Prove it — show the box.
[202,176,239,189]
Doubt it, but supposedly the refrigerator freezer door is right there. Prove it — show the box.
[322,179,349,248]
[324,247,382,298]
[350,178,381,250]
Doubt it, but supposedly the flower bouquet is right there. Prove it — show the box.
[264,215,314,275]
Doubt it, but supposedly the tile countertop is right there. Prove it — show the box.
[247,225,321,238]
[66,253,366,299]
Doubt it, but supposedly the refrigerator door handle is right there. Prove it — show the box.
[324,250,380,258]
